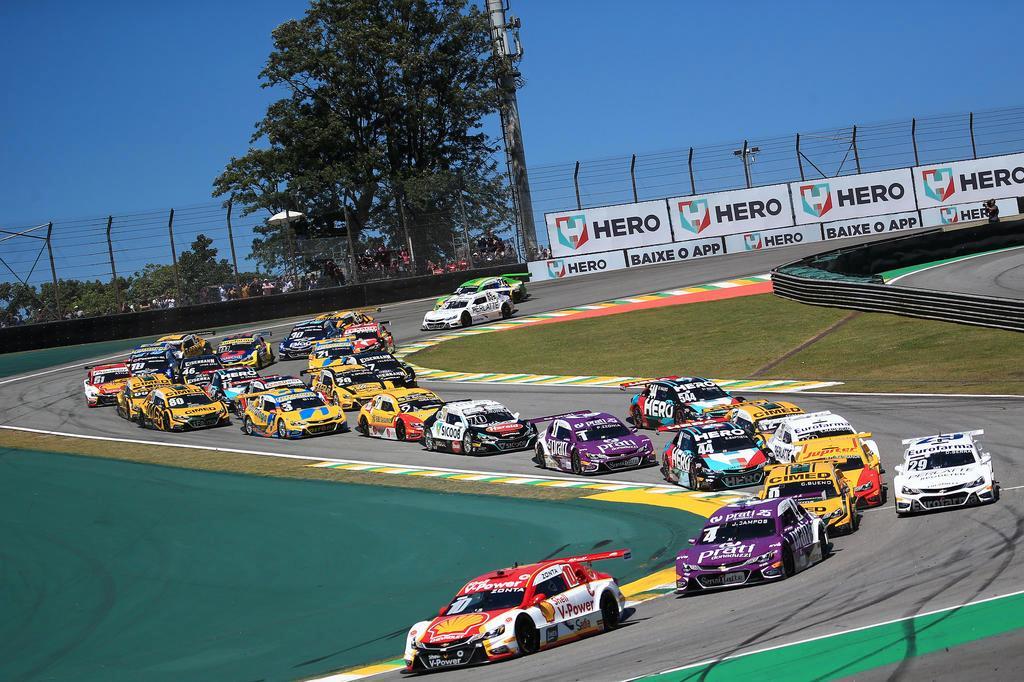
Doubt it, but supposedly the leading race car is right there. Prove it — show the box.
[314,307,378,326]
[433,274,530,309]
[305,365,396,410]
[156,331,215,359]
[216,331,275,369]
[622,376,742,429]
[421,290,515,330]
[175,353,223,387]
[894,431,998,516]
[759,462,859,535]
[404,549,627,673]
[675,498,829,595]
[422,400,538,454]
[356,388,444,441]
[137,383,231,431]
[343,350,416,387]
[240,387,348,439]
[659,420,770,490]
[340,321,395,353]
[278,319,340,360]
[531,411,655,475]
[116,373,173,421]
[83,362,130,407]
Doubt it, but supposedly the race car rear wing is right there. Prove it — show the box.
[618,376,681,391]
[657,418,725,432]
[901,429,984,445]
[550,548,631,564]
[528,410,597,424]
[500,272,532,283]
[188,330,217,336]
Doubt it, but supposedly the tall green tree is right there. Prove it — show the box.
[212,0,514,268]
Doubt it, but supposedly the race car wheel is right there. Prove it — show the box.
[852,512,860,533]
[501,302,512,319]
[571,449,583,476]
[533,443,546,469]
[819,529,831,560]
[600,592,620,631]
[462,432,473,455]
[781,545,796,578]
[460,312,472,328]
[514,615,539,656]
[396,420,407,441]
[277,420,288,438]
[688,460,703,491]
[630,406,644,429]
[358,416,369,436]
[162,414,172,432]
[116,404,125,419]
[242,416,254,435]
[424,433,436,451]
[994,484,1001,503]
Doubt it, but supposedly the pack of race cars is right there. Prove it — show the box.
[78,281,1004,674]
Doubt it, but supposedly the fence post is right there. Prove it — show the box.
[45,222,62,320]
[796,133,805,181]
[457,177,472,265]
[741,139,752,188]
[969,112,977,159]
[105,215,121,312]
[341,199,360,285]
[225,200,241,289]
[573,161,582,209]
[167,208,183,304]
[911,117,919,166]
[851,125,861,174]
[687,147,696,194]
[629,153,638,203]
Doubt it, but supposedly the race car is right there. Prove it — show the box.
[531,411,655,475]
[216,331,275,369]
[660,420,770,490]
[422,400,537,454]
[240,387,348,439]
[340,321,395,353]
[232,374,307,414]
[175,353,223,387]
[129,341,174,358]
[307,338,358,372]
[156,331,215,359]
[622,377,742,429]
[204,367,260,412]
[126,349,176,379]
[83,362,130,407]
[421,290,515,330]
[278,319,340,360]
[304,365,395,410]
[356,388,444,441]
[116,373,173,421]
[136,383,231,431]
[433,274,530,309]
[404,548,627,672]
[760,462,859,535]
[718,400,806,448]
[314,308,378,326]
[675,497,829,595]
[343,350,416,386]
[768,412,884,507]
[894,431,998,516]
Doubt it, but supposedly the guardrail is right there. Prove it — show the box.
[771,220,1024,332]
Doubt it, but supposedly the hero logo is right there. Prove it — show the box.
[800,183,833,217]
[555,600,594,619]
[644,399,673,419]
[921,167,956,202]
[743,230,803,250]
[546,259,567,278]
[678,199,711,234]
[547,258,608,278]
[555,214,589,250]
[939,207,959,225]
[743,232,763,250]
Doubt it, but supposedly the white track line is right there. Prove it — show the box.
[625,586,1024,680]
[887,244,1024,284]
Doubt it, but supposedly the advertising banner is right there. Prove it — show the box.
[545,199,673,258]
[820,210,923,240]
[915,153,1024,208]
[625,237,724,268]
[920,197,1018,226]
[722,225,821,253]
[666,183,793,240]
[790,168,916,225]
[527,250,628,281]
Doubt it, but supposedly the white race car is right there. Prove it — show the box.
[766,411,878,463]
[894,431,998,516]
[421,290,515,330]
[422,399,537,454]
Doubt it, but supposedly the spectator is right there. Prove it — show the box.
[985,199,1000,223]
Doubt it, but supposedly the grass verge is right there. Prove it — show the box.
[408,293,1024,394]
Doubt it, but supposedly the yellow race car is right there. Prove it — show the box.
[794,436,886,508]
[356,387,444,441]
[722,400,806,448]
[314,307,379,326]
[240,387,348,439]
[216,331,275,369]
[304,364,396,410]
[760,461,859,534]
[116,373,173,421]
[137,383,231,431]
[157,332,215,358]
[307,338,357,372]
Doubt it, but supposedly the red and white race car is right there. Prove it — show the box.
[341,321,395,353]
[404,549,629,672]
[83,362,130,407]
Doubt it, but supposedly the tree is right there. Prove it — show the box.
[212,0,515,268]
[127,234,233,306]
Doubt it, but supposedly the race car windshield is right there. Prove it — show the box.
[227,377,256,389]
[399,398,443,412]
[169,394,215,408]
[454,286,476,295]
[772,480,838,498]
[799,425,854,440]
[279,396,324,411]
[699,432,757,453]
[467,410,516,425]
[700,518,774,543]
[445,589,525,615]
[443,299,469,309]
[677,384,728,401]
[575,423,631,440]
[92,370,128,384]
[829,457,864,471]
[910,450,976,470]
[337,370,379,386]
[314,347,352,360]
[288,329,324,340]
[130,359,169,373]
[348,329,380,339]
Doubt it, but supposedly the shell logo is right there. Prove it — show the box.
[538,600,555,623]
[431,613,488,635]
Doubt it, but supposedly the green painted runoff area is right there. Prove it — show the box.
[879,245,1024,282]
[0,335,156,378]
[636,591,1024,681]
[0,447,702,681]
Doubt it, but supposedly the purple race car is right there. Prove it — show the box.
[530,410,656,475]
[675,497,829,595]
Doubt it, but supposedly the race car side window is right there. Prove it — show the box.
[473,296,486,306]
[782,430,792,444]
[262,397,276,411]
[534,573,569,597]
[780,507,798,528]
[445,413,462,426]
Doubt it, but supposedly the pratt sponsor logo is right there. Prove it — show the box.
[627,241,721,266]
[823,215,919,239]
[743,230,803,250]
[678,198,711,234]
[696,541,755,563]
[554,214,589,250]
[555,600,594,619]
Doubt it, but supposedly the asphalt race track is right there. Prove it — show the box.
[891,245,1024,299]
[2,238,1023,681]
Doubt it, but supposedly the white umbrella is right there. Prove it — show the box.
[268,210,305,225]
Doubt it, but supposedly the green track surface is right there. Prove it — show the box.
[879,245,1024,282]
[636,591,1024,681]
[0,447,701,682]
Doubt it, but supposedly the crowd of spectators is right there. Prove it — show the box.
[357,246,412,280]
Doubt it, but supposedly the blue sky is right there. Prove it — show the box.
[1,0,1021,229]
